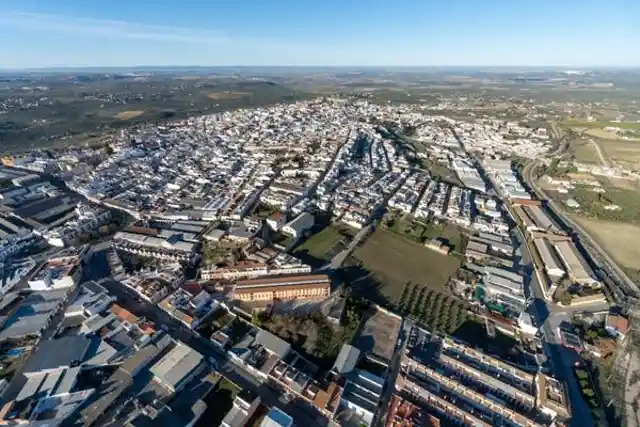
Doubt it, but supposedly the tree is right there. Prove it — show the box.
[397,283,410,312]
[251,311,262,327]
[405,284,419,315]
[412,287,426,318]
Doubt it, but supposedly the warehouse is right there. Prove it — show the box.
[525,206,561,234]
[553,241,597,285]
[533,238,565,279]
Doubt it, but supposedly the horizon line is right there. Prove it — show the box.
[2,64,640,72]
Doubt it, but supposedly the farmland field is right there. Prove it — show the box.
[570,216,640,270]
[351,228,461,303]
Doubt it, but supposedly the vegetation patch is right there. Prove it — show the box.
[253,298,363,368]
[293,224,354,265]
[207,91,250,100]
[570,183,640,225]
[396,283,471,334]
[384,215,467,253]
[196,377,241,427]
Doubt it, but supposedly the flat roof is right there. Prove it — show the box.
[22,336,90,374]
[236,273,330,288]
[150,343,204,390]
[353,308,401,363]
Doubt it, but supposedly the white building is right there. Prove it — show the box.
[281,212,314,239]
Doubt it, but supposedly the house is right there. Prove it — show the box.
[266,212,287,232]
[27,255,82,291]
[221,390,261,427]
[605,314,629,338]
[281,212,314,239]
[260,407,293,427]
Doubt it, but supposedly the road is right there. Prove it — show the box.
[587,139,608,167]
[528,271,594,427]
[477,124,594,426]
[96,275,329,426]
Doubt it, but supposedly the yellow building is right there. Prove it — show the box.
[234,274,331,302]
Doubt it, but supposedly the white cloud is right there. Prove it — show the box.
[0,11,231,44]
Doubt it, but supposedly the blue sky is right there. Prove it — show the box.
[0,0,637,68]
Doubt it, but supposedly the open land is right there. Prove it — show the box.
[0,76,311,152]
[206,91,249,100]
[569,182,640,225]
[584,127,640,141]
[562,119,640,130]
[293,225,354,265]
[571,139,604,164]
[387,216,466,254]
[115,110,145,120]
[570,215,640,270]
[352,228,461,301]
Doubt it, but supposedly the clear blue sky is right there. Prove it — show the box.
[0,0,637,68]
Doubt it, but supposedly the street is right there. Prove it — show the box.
[525,243,594,427]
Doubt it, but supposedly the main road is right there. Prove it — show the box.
[510,126,596,426]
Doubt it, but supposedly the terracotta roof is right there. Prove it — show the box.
[234,282,330,295]
[181,282,202,296]
[607,314,629,334]
[236,273,330,287]
[109,304,138,323]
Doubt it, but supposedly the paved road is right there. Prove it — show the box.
[523,241,594,427]
[97,276,328,426]
[513,168,593,425]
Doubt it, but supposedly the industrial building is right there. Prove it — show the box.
[532,238,565,279]
[553,240,597,285]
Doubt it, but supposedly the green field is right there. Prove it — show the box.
[562,119,640,130]
[293,224,355,264]
[570,184,640,225]
[351,228,461,301]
